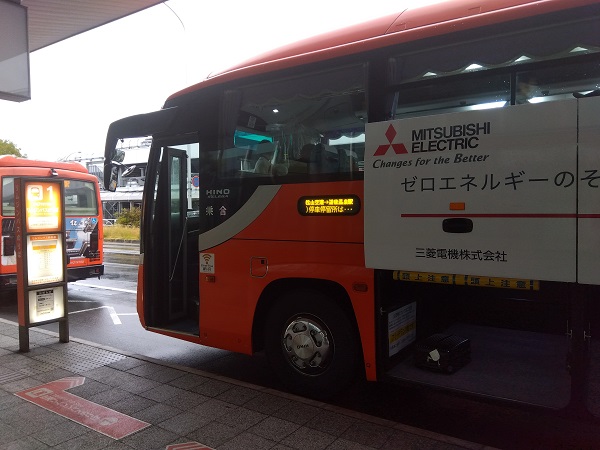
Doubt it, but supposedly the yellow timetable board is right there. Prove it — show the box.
[25,181,62,233]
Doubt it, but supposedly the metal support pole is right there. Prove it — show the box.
[18,325,29,352]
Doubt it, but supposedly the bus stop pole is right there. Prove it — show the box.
[59,317,69,343]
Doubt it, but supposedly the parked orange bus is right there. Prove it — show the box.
[104,0,600,414]
[1,155,104,287]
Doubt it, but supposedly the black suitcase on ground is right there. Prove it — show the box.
[414,334,471,373]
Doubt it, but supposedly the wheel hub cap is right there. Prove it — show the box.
[283,318,331,372]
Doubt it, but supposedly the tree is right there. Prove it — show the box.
[0,139,25,158]
[116,207,141,227]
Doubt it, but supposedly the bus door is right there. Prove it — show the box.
[149,146,194,330]
[166,147,187,321]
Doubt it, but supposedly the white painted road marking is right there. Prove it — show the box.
[69,306,122,325]
[74,282,137,294]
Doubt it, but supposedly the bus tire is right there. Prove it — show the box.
[264,290,359,399]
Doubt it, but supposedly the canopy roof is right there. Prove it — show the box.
[21,0,164,52]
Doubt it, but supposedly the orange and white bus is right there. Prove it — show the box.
[1,155,104,288]
[104,0,600,413]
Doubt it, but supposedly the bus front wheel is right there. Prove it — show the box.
[264,291,359,399]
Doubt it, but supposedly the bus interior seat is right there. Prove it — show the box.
[287,143,314,174]
[310,144,339,173]
[253,156,271,174]
[240,148,254,172]
[271,163,288,176]
[253,157,289,177]
[338,148,359,173]
[252,141,278,175]
[298,143,315,161]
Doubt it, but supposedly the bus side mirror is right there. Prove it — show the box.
[104,163,120,192]
[113,149,125,163]
[104,149,125,192]
[109,165,119,192]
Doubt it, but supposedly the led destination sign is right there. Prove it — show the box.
[393,270,539,291]
[298,195,361,216]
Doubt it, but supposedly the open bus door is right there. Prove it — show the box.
[103,108,200,334]
[142,142,199,334]
[155,147,188,323]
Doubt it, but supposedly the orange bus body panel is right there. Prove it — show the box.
[0,155,88,173]
[169,0,596,102]
[194,182,378,379]
[0,156,103,284]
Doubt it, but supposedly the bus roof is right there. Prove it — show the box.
[0,155,89,174]
[167,0,596,102]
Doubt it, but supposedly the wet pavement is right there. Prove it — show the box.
[0,317,495,449]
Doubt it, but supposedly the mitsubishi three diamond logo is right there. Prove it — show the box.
[373,124,408,156]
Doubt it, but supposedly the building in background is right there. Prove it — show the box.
[60,138,149,223]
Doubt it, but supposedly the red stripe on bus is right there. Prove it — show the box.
[401,213,579,218]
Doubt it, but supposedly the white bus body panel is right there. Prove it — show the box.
[364,100,589,283]
[578,96,600,285]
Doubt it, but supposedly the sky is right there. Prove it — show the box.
[0,0,436,161]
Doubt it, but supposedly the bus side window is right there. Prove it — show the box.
[515,61,600,106]
[391,14,599,116]
[395,73,511,118]
[1,177,15,216]
[225,64,367,182]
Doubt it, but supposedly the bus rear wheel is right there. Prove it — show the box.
[264,291,359,399]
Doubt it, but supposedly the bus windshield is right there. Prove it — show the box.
[2,177,98,216]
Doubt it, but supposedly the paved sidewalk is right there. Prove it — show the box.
[0,318,495,450]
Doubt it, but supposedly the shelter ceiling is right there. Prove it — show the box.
[20,0,164,51]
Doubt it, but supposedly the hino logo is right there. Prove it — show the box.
[205,188,230,199]
[206,188,230,196]
[297,344,310,349]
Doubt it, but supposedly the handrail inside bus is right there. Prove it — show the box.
[103,107,178,191]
